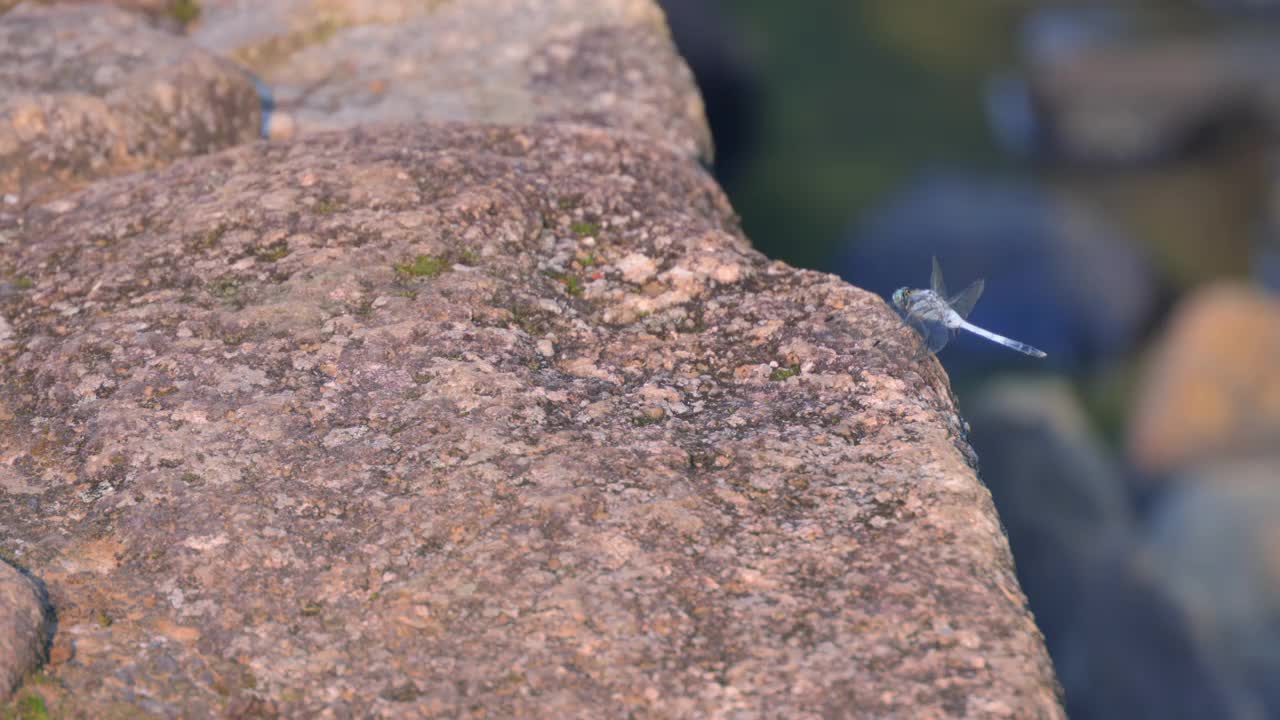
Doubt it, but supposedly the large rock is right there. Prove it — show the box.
[0,3,261,204]
[1129,283,1280,476]
[191,0,712,161]
[1064,551,1261,720]
[997,5,1280,168]
[0,562,51,703]
[964,379,1266,719]
[0,121,1061,716]
[0,0,1062,715]
[1146,456,1280,716]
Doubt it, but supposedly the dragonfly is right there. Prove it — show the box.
[892,257,1047,359]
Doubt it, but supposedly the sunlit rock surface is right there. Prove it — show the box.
[0,1,1062,716]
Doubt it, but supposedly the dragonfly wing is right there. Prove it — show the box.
[908,315,951,355]
[930,256,947,297]
[948,279,985,320]
[925,320,952,353]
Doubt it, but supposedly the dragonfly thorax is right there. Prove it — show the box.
[891,287,910,309]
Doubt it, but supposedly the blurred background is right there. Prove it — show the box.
[658,1,1280,718]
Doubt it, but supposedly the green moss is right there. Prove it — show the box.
[12,276,33,290]
[221,328,252,346]
[170,0,201,24]
[254,240,290,262]
[208,277,243,306]
[23,672,54,689]
[509,304,551,335]
[192,224,228,252]
[570,221,600,238]
[278,688,305,704]
[549,272,583,296]
[769,364,801,381]
[393,255,449,279]
[631,414,662,427]
[11,694,49,720]
[313,198,340,215]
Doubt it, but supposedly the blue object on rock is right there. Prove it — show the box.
[835,171,1158,376]
[252,73,275,139]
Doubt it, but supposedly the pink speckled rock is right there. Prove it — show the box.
[0,0,1061,716]
[1,121,1062,718]
[0,3,260,204]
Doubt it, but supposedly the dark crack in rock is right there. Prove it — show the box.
[0,122,1063,717]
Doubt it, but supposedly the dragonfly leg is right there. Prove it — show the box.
[911,335,932,361]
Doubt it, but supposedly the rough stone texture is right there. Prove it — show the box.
[0,3,261,204]
[0,562,51,702]
[190,0,712,162]
[0,122,1062,717]
[0,0,1063,715]
[1129,283,1280,476]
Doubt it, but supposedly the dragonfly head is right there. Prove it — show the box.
[891,287,911,310]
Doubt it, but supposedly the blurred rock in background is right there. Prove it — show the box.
[1066,550,1262,720]
[1000,13,1275,168]
[989,4,1272,290]
[965,378,1133,658]
[0,3,261,204]
[1256,236,1280,290]
[1145,455,1280,717]
[187,0,713,164]
[965,377,1268,719]
[1198,0,1280,16]
[1129,283,1280,479]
